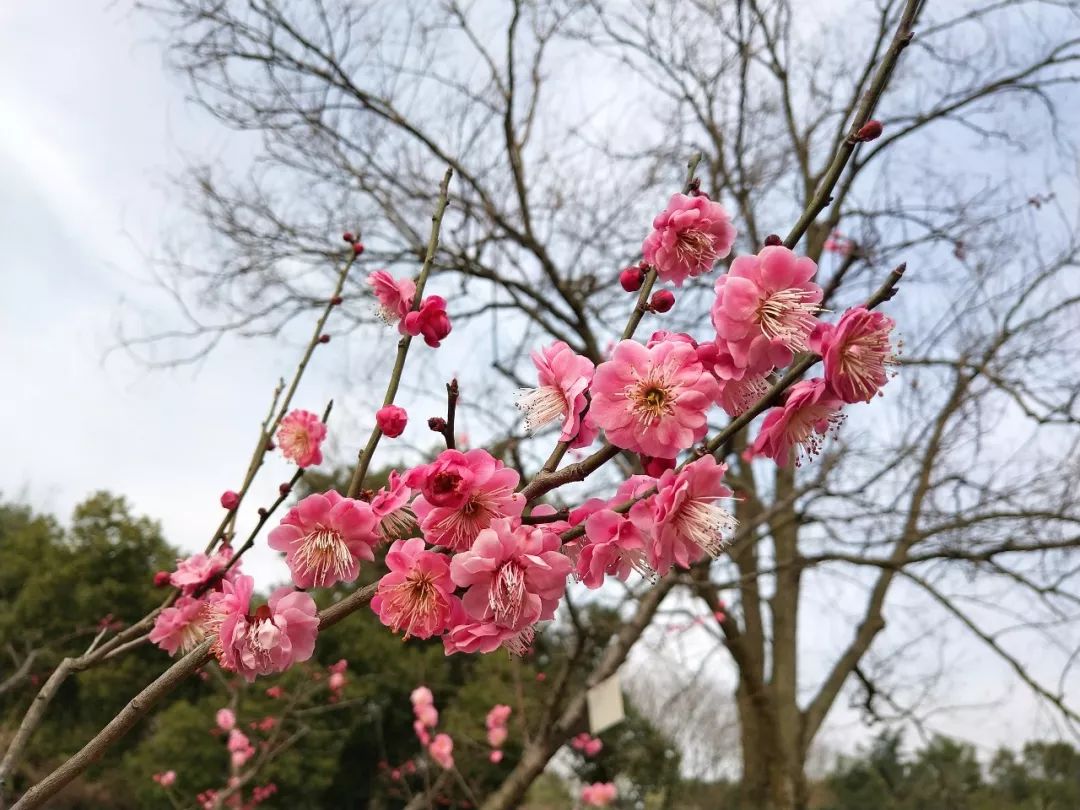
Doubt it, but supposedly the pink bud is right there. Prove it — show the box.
[220,490,240,510]
[489,750,504,764]
[855,119,883,142]
[376,405,408,438]
[763,234,782,247]
[428,416,447,432]
[342,231,355,243]
[318,334,331,344]
[352,241,365,255]
[216,708,236,732]
[153,570,171,588]
[649,289,675,313]
[278,483,291,496]
[619,266,644,292]
[535,672,546,682]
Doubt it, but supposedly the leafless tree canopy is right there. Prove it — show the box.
[137,1,1080,807]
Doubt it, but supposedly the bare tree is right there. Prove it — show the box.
[115,1,1080,809]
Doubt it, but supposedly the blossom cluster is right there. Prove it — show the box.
[150,185,897,690]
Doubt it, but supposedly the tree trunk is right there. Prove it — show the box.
[736,682,809,810]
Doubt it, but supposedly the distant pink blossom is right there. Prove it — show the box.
[450,519,571,633]
[370,471,416,541]
[411,686,439,728]
[747,378,844,466]
[408,449,525,551]
[414,719,431,745]
[216,708,236,732]
[276,409,327,468]
[581,782,618,806]
[204,576,319,682]
[487,725,508,748]
[152,771,177,788]
[149,595,206,655]
[371,538,456,639]
[642,193,736,286]
[489,750,504,764]
[590,339,718,457]
[268,492,379,589]
[712,246,822,371]
[428,733,454,770]
[486,704,512,728]
[403,295,452,347]
[572,733,604,757]
[265,686,283,699]
[411,685,434,707]
[376,404,408,438]
[646,456,736,561]
[810,306,897,403]
[328,672,346,692]
[228,728,255,769]
[578,509,652,588]
[516,340,595,443]
[368,269,415,325]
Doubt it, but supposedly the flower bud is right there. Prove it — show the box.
[330,295,343,306]
[257,507,268,518]
[428,416,447,433]
[854,119,883,142]
[649,289,675,313]
[278,483,291,496]
[376,404,408,438]
[763,234,782,246]
[352,241,365,255]
[153,570,171,588]
[342,231,355,243]
[220,490,240,510]
[318,334,331,344]
[619,266,645,292]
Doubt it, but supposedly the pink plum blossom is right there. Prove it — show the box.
[371,538,456,639]
[578,509,652,587]
[216,708,236,732]
[367,269,415,325]
[376,404,408,438]
[515,340,595,443]
[810,306,897,403]
[645,456,736,560]
[149,595,206,655]
[408,449,525,551]
[450,519,571,633]
[441,601,522,656]
[276,409,327,468]
[370,471,416,541]
[170,547,237,596]
[747,377,844,466]
[152,771,177,787]
[642,193,736,286]
[227,729,255,768]
[486,704,512,728]
[489,750,504,764]
[204,576,319,682]
[414,719,431,745]
[590,339,718,457]
[268,492,379,589]
[711,246,823,371]
[428,733,454,770]
[403,295,452,347]
[581,782,618,807]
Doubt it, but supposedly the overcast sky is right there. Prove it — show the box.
[1,0,1073,764]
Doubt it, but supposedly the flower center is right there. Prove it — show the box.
[839,329,895,398]
[433,488,509,551]
[491,562,527,626]
[675,500,737,557]
[379,505,417,541]
[387,570,444,639]
[432,471,461,497]
[296,527,353,584]
[675,228,715,266]
[280,426,310,459]
[516,385,567,433]
[631,380,674,425]
[786,405,844,463]
[756,288,819,351]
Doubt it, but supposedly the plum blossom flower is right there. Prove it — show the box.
[441,601,521,656]
[149,595,206,655]
[515,341,595,443]
[215,708,236,732]
[747,377,844,466]
[403,295,452,347]
[572,733,603,757]
[152,771,177,787]
[428,733,454,770]
[639,456,736,566]
[370,471,416,541]
[411,686,439,729]
[408,450,525,551]
[578,509,653,588]
[810,306,897,403]
[712,246,822,371]
[170,547,237,596]
[276,409,327,468]
[642,193,736,286]
[204,576,319,682]
[227,729,255,768]
[486,704,511,748]
[590,339,718,458]
[376,404,408,438]
[489,750,504,764]
[367,269,415,325]
[450,519,571,634]
[581,782,618,807]
[371,538,456,639]
[268,492,379,589]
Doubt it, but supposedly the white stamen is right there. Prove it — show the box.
[677,500,737,557]
[516,385,567,433]
[296,528,353,583]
